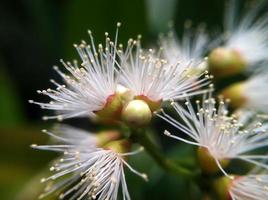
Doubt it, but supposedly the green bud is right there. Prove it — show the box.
[122,99,152,126]
[197,147,229,174]
[213,176,234,200]
[221,82,246,109]
[95,86,134,124]
[208,48,246,77]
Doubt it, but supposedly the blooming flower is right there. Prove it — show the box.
[31,126,147,200]
[208,0,268,76]
[228,174,268,200]
[118,37,212,110]
[29,22,212,123]
[29,23,122,121]
[224,0,268,68]
[160,22,209,72]
[156,95,268,175]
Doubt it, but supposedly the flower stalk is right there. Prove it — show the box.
[131,128,198,179]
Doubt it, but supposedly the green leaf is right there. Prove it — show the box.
[0,61,25,126]
[0,127,55,200]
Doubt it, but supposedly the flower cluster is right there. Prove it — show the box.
[29,0,268,199]
[29,23,211,125]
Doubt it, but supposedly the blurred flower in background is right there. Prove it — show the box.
[208,0,268,77]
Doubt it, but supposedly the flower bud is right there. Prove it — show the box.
[221,82,246,109]
[122,99,152,126]
[208,48,246,77]
[213,176,233,200]
[197,147,229,174]
[96,130,122,147]
[95,85,134,123]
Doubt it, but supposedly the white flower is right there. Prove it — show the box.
[118,38,212,103]
[29,23,212,121]
[29,23,122,121]
[160,22,209,71]
[229,174,268,200]
[241,71,268,112]
[42,124,98,148]
[31,126,147,200]
[156,96,268,176]
[224,0,268,68]
[221,70,268,112]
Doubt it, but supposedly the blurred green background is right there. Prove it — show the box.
[0,0,224,199]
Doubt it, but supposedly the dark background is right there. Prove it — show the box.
[0,0,224,199]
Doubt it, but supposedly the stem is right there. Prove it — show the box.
[132,128,198,179]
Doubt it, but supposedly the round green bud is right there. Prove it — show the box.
[121,99,152,126]
[221,82,246,109]
[208,47,246,77]
[213,176,234,200]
